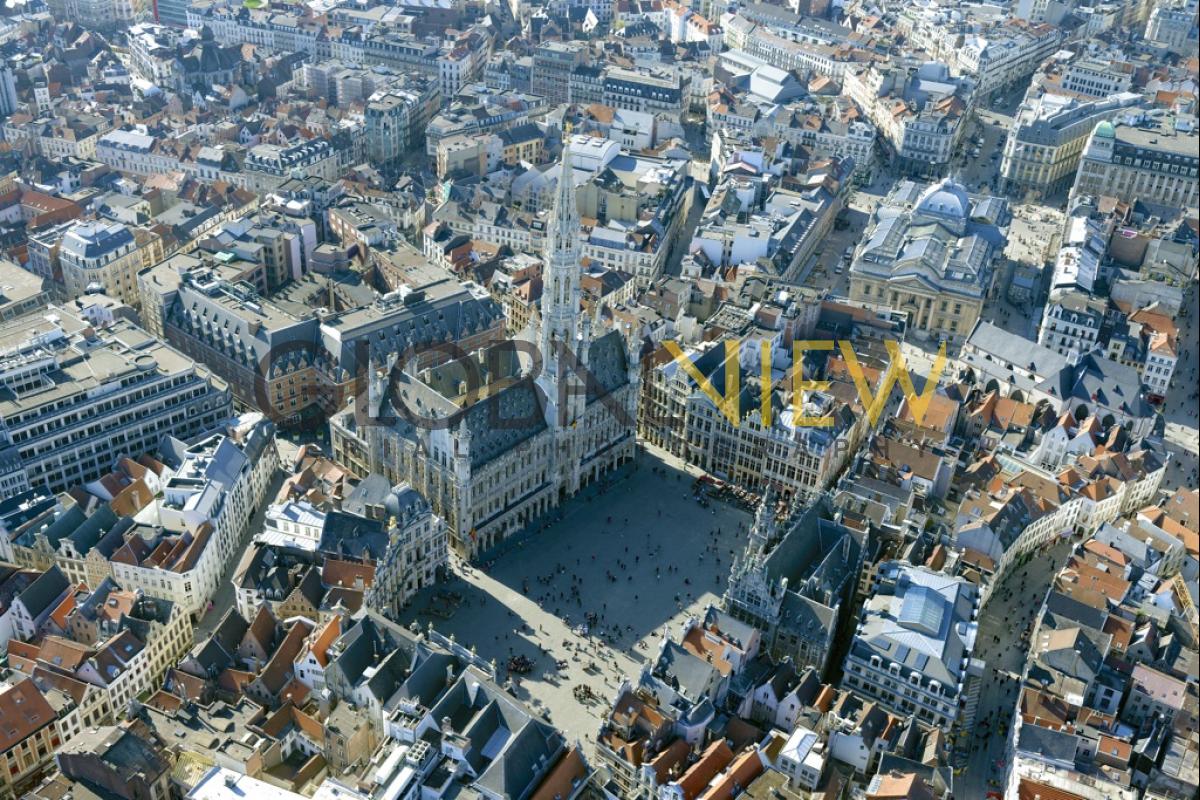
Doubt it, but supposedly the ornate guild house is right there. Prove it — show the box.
[332,136,640,558]
[723,496,866,676]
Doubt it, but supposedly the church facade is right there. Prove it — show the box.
[330,138,639,559]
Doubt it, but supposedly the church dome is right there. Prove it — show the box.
[914,178,970,220]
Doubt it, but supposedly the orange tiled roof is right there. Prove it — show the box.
[36,636,92,672]
[530,746,589,800]
[1083,539,1129,567]
[1017,777,1087,800]
[48,589,79,630]
[867,771,937,800]
[0,681,56,754]
[674,740,734,800]
[1139,506,1198,557]
[682,627,735,676]
[647,739,690,784]
[306,615,341,668]
[697,748,764,800]
[899,392,958,432]
[321,558,375,590]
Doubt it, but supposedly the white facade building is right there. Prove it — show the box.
[0,309,231,496]
[777,726,825,790]
[841,563,983,733]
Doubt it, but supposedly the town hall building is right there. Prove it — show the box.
[331,137,640,558]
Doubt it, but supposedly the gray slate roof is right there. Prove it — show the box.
[17,565,69,618]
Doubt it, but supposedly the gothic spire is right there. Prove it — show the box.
[748,487,777,557]
[539,129,583,381]
[550,133,580,252]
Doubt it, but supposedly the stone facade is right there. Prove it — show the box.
[723,497,865,677]
[331,140,639,559]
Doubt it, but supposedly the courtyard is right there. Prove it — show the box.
[398,445,753,754]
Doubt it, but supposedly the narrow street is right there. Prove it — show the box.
[1160,284,1199,491]
[955,537,1075,798]
[663,181,707,278]
[194,462,288,637]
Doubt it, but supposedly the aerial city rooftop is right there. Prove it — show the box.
[0,0,1195,799]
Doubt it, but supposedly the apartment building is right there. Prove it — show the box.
[954,23,1063,96]
[1001,91,1143,200]
[1073,114,1200,208]
[364,78,442,165]
[24,223,75,288]
[498,123,544,166]
[531,41,586,104]
[76,587,192,708]
[481,51,531,93]
[95,130,182,178]
[690,154,851,280]
[437,28,491,100]
[34,116,109,161]
[603,67,687,116]
[1047,207,1106,297]
[59,221,144,308]
[0,260,55,322]
[8,580,192,727]
[1038,292,1107,357]
[424,89,547,158]
[0,680,63,797]
[896,5,1061,98]
[841,562,984,733]
[0,307,232,495]
[726,13,865,83]
[10,423,272,620]
[1145,0,1200,54]
[106,520,220,620]
[1060,58,1135,98]
[244,140,344,193]
[328,31,442,76]
[55,725,172,800]
[1107,306,1180,399]
[1121,664,1189,734]
[436,134,493,179]
[185,4,321,55]
[844,61,973,178]
[758,97,877,178]
[200,211,318,292]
